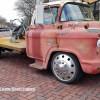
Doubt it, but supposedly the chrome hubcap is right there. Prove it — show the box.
[53,54,76,81]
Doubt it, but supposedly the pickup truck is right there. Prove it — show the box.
[26,0,100,84]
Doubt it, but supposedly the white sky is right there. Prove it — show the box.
[0,0,19,22]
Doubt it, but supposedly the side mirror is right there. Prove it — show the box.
[36,4,44,24]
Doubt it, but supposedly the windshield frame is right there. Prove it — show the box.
[59,2,95,22]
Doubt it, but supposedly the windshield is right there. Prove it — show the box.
[60,3,94,21]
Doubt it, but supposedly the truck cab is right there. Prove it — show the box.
[26,0,100,84]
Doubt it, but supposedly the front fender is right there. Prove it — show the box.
[45,47,82,69]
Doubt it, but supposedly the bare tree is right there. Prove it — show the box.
[15,0,51,26]
[0,16,6,24]
[15,0,36,26]
[0,16,7,28]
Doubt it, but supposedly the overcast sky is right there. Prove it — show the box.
[0,0,19,22]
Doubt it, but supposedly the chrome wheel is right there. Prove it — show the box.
[51,52,83,84]
[53,54,75,81]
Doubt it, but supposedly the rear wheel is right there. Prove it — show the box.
[0,47,2,57]
[51,52,83,84]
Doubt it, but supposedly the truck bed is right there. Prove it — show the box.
[0,36,26,52]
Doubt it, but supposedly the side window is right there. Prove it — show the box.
[52,7,59,23]
[44,7,59,24]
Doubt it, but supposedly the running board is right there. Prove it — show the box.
[29,63,46,70]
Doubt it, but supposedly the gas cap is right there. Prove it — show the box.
[97,38,100,47]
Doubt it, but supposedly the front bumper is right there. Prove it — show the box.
[81,59,100,74]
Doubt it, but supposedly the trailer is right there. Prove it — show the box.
[0,36,26,53]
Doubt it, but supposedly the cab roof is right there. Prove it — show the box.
[44,0,88,7]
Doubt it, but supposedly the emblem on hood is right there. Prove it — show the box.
[47,40,54,45]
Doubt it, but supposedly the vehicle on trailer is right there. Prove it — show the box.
[0,0,100,84]
[0,19,27,55]
[10,19,27,40]
[10,26,18,31]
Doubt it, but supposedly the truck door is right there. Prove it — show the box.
[27,6,60,61]
[41,7,60,61]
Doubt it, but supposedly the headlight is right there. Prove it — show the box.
[97,38,100,47]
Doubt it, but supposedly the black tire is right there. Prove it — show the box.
[0,47,2,57]
[51,52,83,84]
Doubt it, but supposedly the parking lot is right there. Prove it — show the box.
[0,31,100,100]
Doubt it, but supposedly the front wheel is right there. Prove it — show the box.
[51,52,83,84]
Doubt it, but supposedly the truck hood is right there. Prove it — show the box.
[75,21,100,30]
[83,21,100,35]
[61,21,100,38]
[82,21,100,29]
[73,21,100,35]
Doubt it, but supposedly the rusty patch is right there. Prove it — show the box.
[61,29,71,35]
[86,29,100,34]
[77,44,90,52]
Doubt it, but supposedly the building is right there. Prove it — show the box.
[83,0,99,21]
[89,0,100,21]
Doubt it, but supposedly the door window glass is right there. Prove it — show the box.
[44,7,59,24]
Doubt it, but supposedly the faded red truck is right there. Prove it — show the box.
[0,0,98,84]
[25,0,100,83]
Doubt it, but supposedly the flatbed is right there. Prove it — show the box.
[0,36,26,52]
